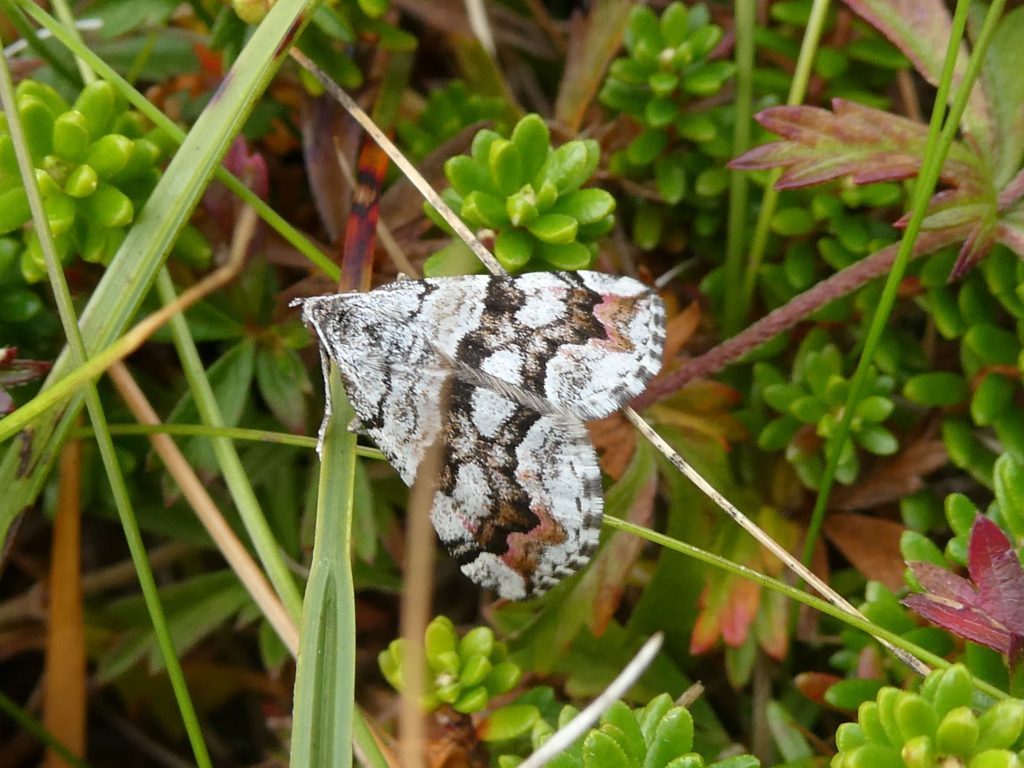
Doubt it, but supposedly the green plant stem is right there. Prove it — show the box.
[70,422,385,456]
[290,370,357,768]
[48,0,93,84]
[603,517,1009,701]
[156,269,305,623]
[0,48,213,768]
[722,0,755,335]
[741,0,831,306]
[0,691,93,768]
[802,0,1001,568]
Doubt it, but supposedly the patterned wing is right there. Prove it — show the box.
[429,378,603,599]
[409,271,666,420]
[296,287,451,483]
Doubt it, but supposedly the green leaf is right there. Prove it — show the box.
[84,133,134,178]
[645,97,679,128]
[903,372,969,406]
[255,345,310,433]
[537,241,592,270]
[494,229,534,270]
[82,184,134,228]
[971,373,1015,426]
[654,153,687,204]
[0,187,30,234]
[601,702,645,765]
[489,138,525,195]
[463,190,512,228]
[527,213,578,244]
[855,395,894,422]
[478,704,540,742]
[771,207,815,236]
[964,323,1019,367]
[644,707,694,768]
[825,679,887,711]
[627,128,669,166]
[550,188,615,224]
[52,110,91,161]
[510,114,550,183]
[583,730,632,768]
[681,61,734,95]
[541,140,599,193]
[900,531,947,567]
[983,8,1024,185]
[445,155,492,197]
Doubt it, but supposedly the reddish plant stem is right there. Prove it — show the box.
[634,227,971,408]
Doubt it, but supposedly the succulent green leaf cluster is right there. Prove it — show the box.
[499,695,759,768]
[377,616,521,714]
[754,330,898,488]
[597,3,733,251]
[0,79,204,283]
[397,80,509,161]
[428,114,614,274]
[600,3,730,153]
[832,664,1024,768]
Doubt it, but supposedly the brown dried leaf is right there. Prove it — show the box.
[823,513,906,591]
[832,436,947,511]
[554,0,634,133]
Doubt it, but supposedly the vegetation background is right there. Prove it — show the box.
[1,0,1024,767]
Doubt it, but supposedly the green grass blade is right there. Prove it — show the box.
[156,268,304,622]
[0,0,318,546]
[722,0,755,335]
[602,517,1009,700]
[290,368,357,768]
[0,691,93,768]
[740,0,832,306]
[803,0,1001,566]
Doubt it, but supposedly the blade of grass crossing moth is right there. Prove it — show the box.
[290,370,358,768]
[0,0,319,546]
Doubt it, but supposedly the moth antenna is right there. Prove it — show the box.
[653,258,698,290]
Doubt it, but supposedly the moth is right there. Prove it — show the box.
[293,270,665,599]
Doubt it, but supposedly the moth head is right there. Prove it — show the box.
[289,293,354,333]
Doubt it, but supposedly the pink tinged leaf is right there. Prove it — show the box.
[720,578,761,648]
[968,516,1024,633]
[908,560,977,604]
[0,389,12,416]
[903,592,1014,653]
[996,219,1024,259]
[731,99,982,191]
[842,0,992,144]
[949,221,997,280]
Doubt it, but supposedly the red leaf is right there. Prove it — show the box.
[968,517,1024,633]
[903,516,1024,654]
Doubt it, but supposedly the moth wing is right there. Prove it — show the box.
[416,271,666,421]
[297,290,451,484]
[429,378,603,599]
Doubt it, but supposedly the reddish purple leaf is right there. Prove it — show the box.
[730,99,981,191]
[903,516,1024,655]
[969,516,1024,630]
